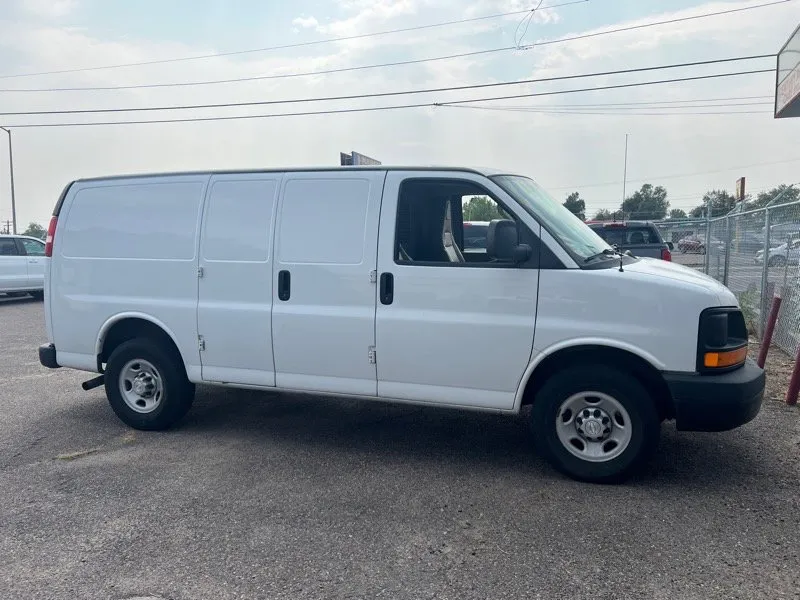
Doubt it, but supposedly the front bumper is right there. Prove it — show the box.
[38,343,59,369]
[664,360,764,432]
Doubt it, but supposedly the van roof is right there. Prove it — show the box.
[54,166,523,217]
[73,165,516,184]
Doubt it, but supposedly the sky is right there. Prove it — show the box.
[0,0,799,228]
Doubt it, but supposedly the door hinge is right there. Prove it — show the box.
[198,335,206,351]
[368,346,376,364]
[369,269,377,283]
[197,266,204,278]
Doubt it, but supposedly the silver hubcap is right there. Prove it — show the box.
[556,391,632,462]
[119,359,163,414]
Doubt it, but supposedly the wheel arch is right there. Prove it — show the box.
[96,313,185,371]
[515,340,674,420]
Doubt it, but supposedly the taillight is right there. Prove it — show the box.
[661,247,672,261]
[45,216,57,257]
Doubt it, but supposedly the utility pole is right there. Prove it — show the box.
[1,219,10,234]
[621,133,629,206]
[0,127,17,235]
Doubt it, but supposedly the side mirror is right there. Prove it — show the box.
[667,242,674,251]
[487,219,530,264]
[513,244,532,264]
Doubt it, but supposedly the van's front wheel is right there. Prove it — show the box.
[531,366,659,483]
[104,338,194,430]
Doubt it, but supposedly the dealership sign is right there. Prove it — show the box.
[776,23,800,118]
[340,151,381,166]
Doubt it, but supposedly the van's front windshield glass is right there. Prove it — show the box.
[492,175,613,261]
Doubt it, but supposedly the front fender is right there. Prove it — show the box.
[513,338,666,412]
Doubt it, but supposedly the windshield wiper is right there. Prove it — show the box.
[584,248,619,263]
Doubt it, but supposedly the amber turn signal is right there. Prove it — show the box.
[704,346,747,369]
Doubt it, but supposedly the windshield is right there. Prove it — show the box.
[492,175,612,260]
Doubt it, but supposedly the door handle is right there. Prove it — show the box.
[379,272,394,305]
[278,270,291,301]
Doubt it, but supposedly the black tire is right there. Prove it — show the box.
[30,290,44,301]
[698,245,705,255]
[530,365,660,484]
[768,255,786,267]
[104,338,194,431]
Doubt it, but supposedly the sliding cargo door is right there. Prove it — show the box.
[271,170,385,396]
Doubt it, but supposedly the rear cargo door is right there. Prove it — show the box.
[197,173,281,386]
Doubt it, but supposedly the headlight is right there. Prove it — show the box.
[697,308,748,373]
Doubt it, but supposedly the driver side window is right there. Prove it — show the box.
[394,178,538,268]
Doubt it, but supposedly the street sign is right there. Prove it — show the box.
[340,151,381,166]
[776,23,800,118]
[736,177,746,202]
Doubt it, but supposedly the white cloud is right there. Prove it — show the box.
[0,0,798,227]
[292,15,319,29]
[316,0,420,44]
[21,0,77,18]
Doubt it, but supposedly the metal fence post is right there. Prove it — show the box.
[723,215,731,287]
[704,213,711,274]
[760,208,771,336]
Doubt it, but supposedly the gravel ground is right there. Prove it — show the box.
[1,297,799,600]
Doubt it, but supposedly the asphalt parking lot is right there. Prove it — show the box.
[2,298,800,600]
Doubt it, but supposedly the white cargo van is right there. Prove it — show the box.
[38,167,764,482]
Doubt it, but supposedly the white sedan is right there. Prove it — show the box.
[0,235,46,299]
[754,239,800,267]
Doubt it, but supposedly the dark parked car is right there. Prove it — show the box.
[463,221,490,253]
[587,221,672,261]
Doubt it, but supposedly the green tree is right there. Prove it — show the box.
[592,208,613,221]
[689,189,737,218]
[463,196,506,221]
[622,184,669,220]
[562,192,586,220]
[22,222,46,240]
[669,208,688,219]
[752,184,799,209]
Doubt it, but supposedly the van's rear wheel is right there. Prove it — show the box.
[531,365,659,483]
[104,338,194,430]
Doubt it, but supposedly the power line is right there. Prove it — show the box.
[0,67,772,128]
[435,68,773,106]
[0,55,774,116]
[0,0,589,81]
[442,105,772,116]
[456,100,772,110]
[490,95,775,108]
[0,0,788,92]
[548,157,800,191]
[514,0,545,47]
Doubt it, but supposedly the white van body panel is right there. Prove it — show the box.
[375,170,540,410]
[50,175,208,372]
[44,167,744,419]
[197,174,281,387]
[271,170,385,396]
[512,257,729,409]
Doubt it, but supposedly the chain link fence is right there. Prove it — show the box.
[653,219,707,269]
[654,197,800,358]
